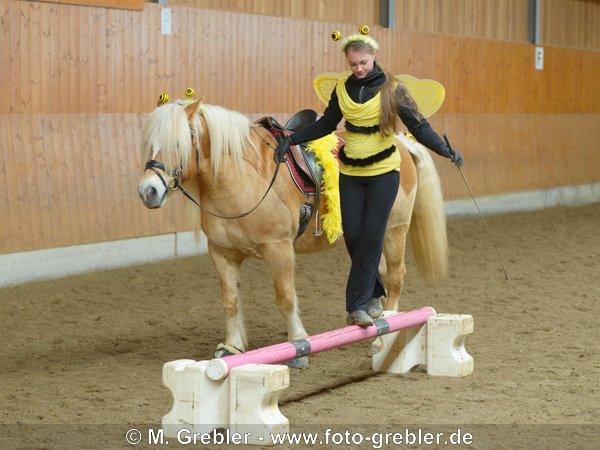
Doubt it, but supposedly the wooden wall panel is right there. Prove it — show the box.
[1,0,599,255]
[169,0,380,26]
[429,113,600,200]
[27,0,600,50]
[173,0,531,42]
[541,0,600,50]
[394,0,530,42]
[3,1,599,116]
[0,113,189,254]
[34,0,145,10]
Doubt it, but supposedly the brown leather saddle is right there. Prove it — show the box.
[255,110,322,195]
[255,109,330,236]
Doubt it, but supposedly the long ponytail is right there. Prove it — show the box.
[378,63,421,137]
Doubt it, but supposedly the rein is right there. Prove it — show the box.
[144,125,282,220]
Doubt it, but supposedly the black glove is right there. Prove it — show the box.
[274,136,292,164]
[448,146,464,167]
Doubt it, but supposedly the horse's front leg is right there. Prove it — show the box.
[260,241,309,367]
[207,242,248,356]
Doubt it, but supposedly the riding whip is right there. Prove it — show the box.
[443,134,509,280]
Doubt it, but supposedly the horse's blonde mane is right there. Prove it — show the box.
[142,100,255,177]
[142,102,193,174]
[201,104,255,175]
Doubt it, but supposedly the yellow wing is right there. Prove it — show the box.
[313,71,352,105]
[395,74,445,118]
[313,72,445,119]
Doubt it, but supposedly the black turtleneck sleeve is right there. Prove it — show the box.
[397,90,451,158]
[289,89,343,145]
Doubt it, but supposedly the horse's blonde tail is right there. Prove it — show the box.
[405,137,449,283]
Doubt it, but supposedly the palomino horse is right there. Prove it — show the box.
[138,98,448,363]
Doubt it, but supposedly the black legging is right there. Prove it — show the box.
[339,170,400,312]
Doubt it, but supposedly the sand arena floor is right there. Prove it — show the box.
[1,203,599,449]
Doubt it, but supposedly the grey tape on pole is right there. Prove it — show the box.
[374,319,390,336]
[291,338,312,358]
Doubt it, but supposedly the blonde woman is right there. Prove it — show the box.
[275,33,463,327]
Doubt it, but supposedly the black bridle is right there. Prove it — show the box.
[144,159,202,208]
[143,125,282,220]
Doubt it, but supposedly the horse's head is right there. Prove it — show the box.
[138,99,203,209]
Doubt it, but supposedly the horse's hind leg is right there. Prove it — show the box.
[260,241,309,368]
[208,242,248,355]
[382,223,410,312]
[368,224,409,356]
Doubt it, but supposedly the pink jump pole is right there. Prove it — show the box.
[205,306,436,381]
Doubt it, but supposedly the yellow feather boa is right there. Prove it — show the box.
[305,133,343,243]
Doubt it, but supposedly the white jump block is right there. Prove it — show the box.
[372,313,474,377]
[162,360,289,445]
[228,364,290,440]
[427,314,474,377]
[162,311,473,445]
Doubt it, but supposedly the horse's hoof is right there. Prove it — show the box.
[285,356,309,369]
[214,343,243,358]
[367,337,383,356]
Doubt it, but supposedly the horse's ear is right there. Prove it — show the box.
[185,98,203,121]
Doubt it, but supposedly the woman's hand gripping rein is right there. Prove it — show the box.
[274,136,292,164]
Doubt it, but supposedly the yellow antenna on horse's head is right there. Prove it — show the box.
[185,87,196,98]
[158,92,169,106]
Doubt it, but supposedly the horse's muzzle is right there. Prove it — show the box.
[138,182,167,209]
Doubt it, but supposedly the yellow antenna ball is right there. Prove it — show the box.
[185,87,195,98]
[359,25,370,35]
[331,31,342,41]
[158,92,169,104]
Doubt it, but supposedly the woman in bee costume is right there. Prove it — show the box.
[275,27,463,327]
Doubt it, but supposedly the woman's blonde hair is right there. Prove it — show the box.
[344,40,421,137]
